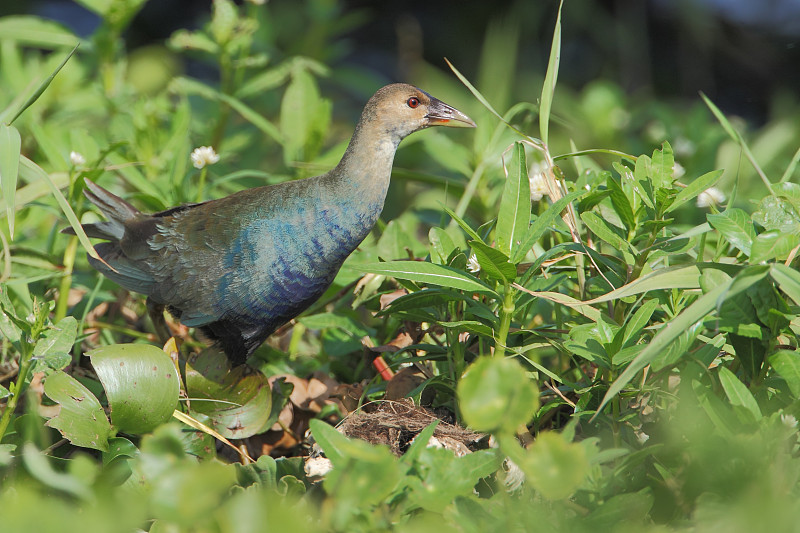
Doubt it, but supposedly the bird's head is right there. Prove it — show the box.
[365,83,476,141]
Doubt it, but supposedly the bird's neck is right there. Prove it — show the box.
[327,115,401,210]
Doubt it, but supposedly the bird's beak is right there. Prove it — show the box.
[425,97,477,128]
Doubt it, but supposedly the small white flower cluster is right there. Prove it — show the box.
[69,151,86,167]
[697,186,726,208]
[467,253,480,274]
[529,161,549,201]
[191,146,220,169]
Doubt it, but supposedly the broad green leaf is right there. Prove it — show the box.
[0,16,79,48]
[752,196,800,233]
[521,431,589,500]
[429,226,456,264]
[33,316,77,370]
[539,0,563,146]
[185,348,272,439]
[717,366,762,420]
[401,421,440,464]
[90,344,180,435]
[771,263,800,305]
[667,169,724,213]
[707,208,756,256]
[750,231,797,263]
[650,141,674,192]
[280,68,330,165]
[621,298,660,348]
[510,189,584,264]
[44,371,112,451]
[457,356,539,434]
[469,240,516,282]
[210,0,237,44]
[770,350,800,398]
[352,261,497,297]
[580,211,631,252]
[496,142,531,256]
[0,124,21,237]
[606,174,635,232]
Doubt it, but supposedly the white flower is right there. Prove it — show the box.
[781,413,798,429]
[191,146,220,169]
[467,253,480,274]
[69,151,86,167]
[697,186,726,208]
[673,161,685,179]
[246,0,266,4]
[529,162,549,201]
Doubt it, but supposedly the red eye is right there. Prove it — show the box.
[407,97,420,108]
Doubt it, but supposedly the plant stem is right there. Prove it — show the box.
[494,283,516,358]
[0,341,34,443]
[54,236,78,322]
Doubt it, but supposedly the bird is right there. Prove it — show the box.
[71,83,475,366]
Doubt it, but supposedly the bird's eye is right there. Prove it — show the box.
[407,97,420,108]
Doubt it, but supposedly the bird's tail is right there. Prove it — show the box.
[63,179,141,241]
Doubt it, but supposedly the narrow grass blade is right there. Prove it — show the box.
[511,189,585,264]
[0,124,21,237]
[19,155,107,266]
[539,0,563,146]
[700,92,775,196]
[9,43,79,125]
[666,169,724,213]
[780,146,800,184]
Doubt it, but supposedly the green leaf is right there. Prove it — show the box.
[650,141,674,193]
[496,142,531,256]
[469,240,516,282]
[770,350,800,398]
[523,431,589,500]
[599,266,769,414]
[33,316,77,370]
[429,226,457,264]
[442,204,484,243]
[539,0,563,146]
[667,169,724,213]
[0,16,79,48]
[457,356,539,434]
[44,371,113,451]
[0,124,21,237]
[717,366,762,420]
[606,174,635,232]
[752,196,800,233]
[510,189,584,264]
[19,155,103,265]
[580,211,631,252]
[280,68,330,165]
[9,43,79,125]
[185,348,273,439]
[90,344,180,435]
[707,208,756,256]
[771,263,800,305]
[750,231,798,263]
[352,261,498,297]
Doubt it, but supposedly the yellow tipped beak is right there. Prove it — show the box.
[426,97,477,128]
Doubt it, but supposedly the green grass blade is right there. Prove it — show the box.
[539,0,563,146]
[700,92,775,196]
[0,124,21,237]
[511,189,585,264]
[19,155,104,265]
[779,146,800,184]
[9,43,79,125]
